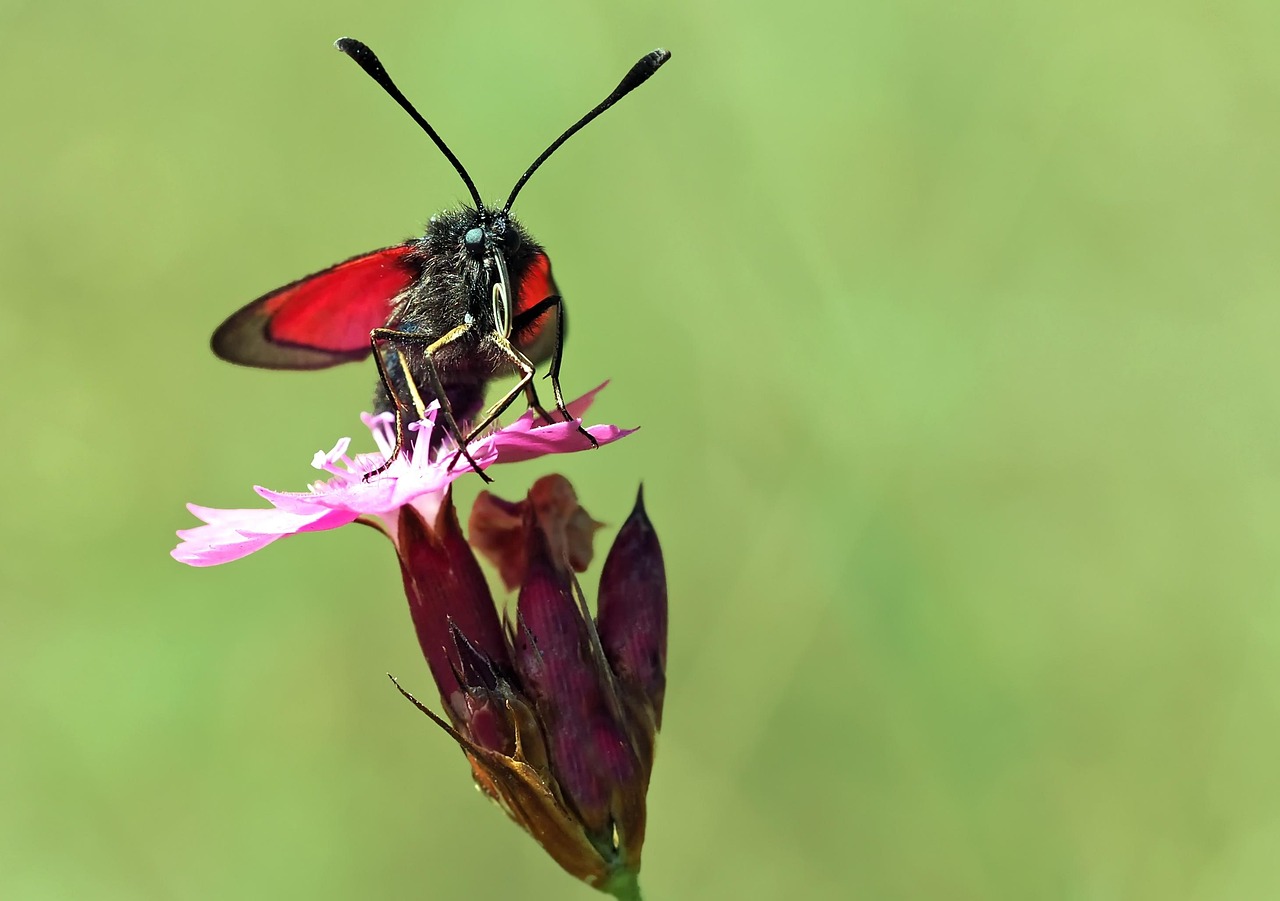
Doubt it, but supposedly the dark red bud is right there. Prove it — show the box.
[597,486,668,728]
[514,523,638,837]
[396,495,513,724]
[395,478,660,886]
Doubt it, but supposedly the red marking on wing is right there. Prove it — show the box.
[516,252,554,318]
[511,252,559,365]
[265,245,418,352]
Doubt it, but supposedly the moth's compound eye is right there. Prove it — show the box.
[490,216,521,253]
[464,227,485,249]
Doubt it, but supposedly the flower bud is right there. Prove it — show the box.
[394,495,512,724]
[392,480,666,892]
[597,486,668,730]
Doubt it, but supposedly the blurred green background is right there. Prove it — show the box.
[3,1,1279,898]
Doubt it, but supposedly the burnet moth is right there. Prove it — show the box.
[212,38,671,481]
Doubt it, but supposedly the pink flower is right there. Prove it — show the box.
[172,385,632,567]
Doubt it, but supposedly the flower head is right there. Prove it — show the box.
[396,477,667,894]
[171,385,665,897]
[172,385,630,566]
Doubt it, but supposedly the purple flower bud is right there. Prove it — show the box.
[394,497,512,725]
[514,523,640,839]
[597,486,668,730]
[391,480,664,891]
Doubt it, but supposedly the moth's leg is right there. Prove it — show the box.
[513,295,597,448]
[509,296,558,423]
[366,329,416,478]
[365,323,491,482]
[457,340,535,450]
[521,380,555,426]
[394,347,430,421]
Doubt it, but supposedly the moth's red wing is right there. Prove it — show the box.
[212,244,421,370]
[512,252,559,365]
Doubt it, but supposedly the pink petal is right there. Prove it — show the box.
[171,382,634,567]
[171,504,358,566]
[487,422,637,466]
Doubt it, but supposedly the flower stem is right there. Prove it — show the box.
[604,870,642,901]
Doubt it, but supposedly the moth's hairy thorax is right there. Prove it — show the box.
[376,206,549,421]
[399,207,543,336]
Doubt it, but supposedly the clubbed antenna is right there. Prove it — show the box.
[335,37,486,215]
[504,49,672,212]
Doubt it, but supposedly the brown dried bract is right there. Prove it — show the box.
[470,474,603,589]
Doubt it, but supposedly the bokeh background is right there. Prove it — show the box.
[3,1,1279,898]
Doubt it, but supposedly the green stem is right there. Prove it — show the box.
[604,870,642,901]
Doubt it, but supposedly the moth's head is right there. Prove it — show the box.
[462,209,525,262]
